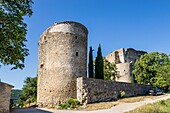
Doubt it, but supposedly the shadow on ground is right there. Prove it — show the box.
[10,108,52,113]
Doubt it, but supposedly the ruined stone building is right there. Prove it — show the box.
[37,21,88,107]
[37,21,152,107]
[105,48,147,83]
[0,82,14,113]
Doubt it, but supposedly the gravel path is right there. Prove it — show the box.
[11,94,170,113]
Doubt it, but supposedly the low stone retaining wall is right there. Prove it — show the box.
[77,77,152,103]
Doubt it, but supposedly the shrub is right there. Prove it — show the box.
[118,91,126,98]
[58,103,69,109]
[57,98,80,109]
[10,99,14,108]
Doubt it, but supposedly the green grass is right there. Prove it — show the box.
[127,99,170,113]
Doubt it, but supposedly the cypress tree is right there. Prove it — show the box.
[95,44,104,79]
[88,46,94,78]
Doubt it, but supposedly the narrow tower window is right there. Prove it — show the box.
[75,36,78,39]
[44,36,46,40]
[76,52,78,56]
[40,62,44,68]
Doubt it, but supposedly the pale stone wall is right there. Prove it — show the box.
[77,77,152,104]
[106,48,147,83]
[116,63,133,83]
[106,48,146,65]
[37,21,88,107]
[0,82,14,113]
[105,48,126,64]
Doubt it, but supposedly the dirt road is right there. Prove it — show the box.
[11,94,170,113]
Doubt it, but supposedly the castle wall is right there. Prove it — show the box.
[105,48,147,83]
[37,22,88,107]
[77,77,152,104]
[116,63,133,83]
[126,48,147,64]
[105,48,125,64]
[118,48,126,63]
[0,82,14,113]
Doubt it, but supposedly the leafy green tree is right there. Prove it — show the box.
[0,0,33,70]
[133,52,170,89]
[95,44,104,79]
[103,58,117,80]
[88,46,94,78]
[20,76,37,106]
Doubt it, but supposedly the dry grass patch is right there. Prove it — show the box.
[118,96,155,103]
[78,101,119,111]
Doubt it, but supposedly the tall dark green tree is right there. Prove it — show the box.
[0,0,33,70]
[95,44,104,79]
[88,46,94,78]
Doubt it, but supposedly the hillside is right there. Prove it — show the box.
[11,89,22,103]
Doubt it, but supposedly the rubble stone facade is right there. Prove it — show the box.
[37,21,88,107]
[77,77,152,104]
[106,48,147,83]
[0,82,14,113]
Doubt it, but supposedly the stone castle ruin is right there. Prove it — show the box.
[106,48,147,83]
[37,21,151,107]
[37,21,88,107]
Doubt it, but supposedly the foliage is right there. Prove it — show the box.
[16,100,25,108]
[127,99,170,113]
[133,52,170,89]
[95,44,104,79]
[19,76,37,106]
[10,99,14,108]
[58,98,79,109]
[118,90,126,98]
[11,89,22,107]
[103,58,117,80]
[88,46,94,78]
[0,0,33,70]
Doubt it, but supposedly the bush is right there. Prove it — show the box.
[10,99,14,108]
[58,103,69,109]
[118,91,126,98]
[16,100,25,108]
[57,98,80,109]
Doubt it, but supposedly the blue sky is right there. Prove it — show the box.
[0,0,170,89]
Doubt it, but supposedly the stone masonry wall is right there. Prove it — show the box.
[0,82,13,113]
[77,77,152,104]
[116,63,133,83]
[126,48,147,65]
[105,48,147,83]
[37,21,88,107]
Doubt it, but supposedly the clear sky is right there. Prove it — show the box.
[0,0,170,89]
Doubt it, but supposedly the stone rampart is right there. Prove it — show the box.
[77,77,152,103]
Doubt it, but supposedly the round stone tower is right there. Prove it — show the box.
[37,21,88,107]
